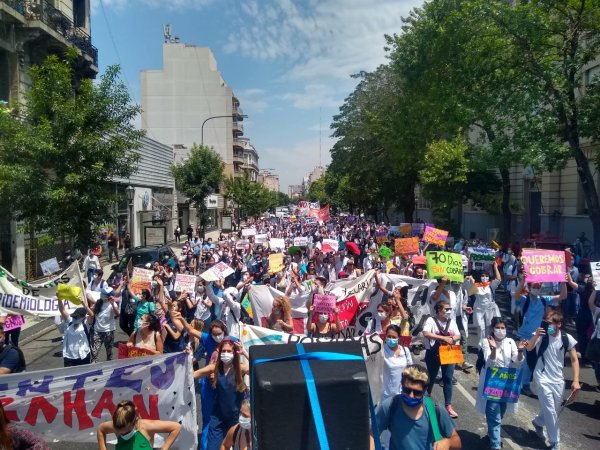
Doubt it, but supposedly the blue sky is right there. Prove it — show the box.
[91,0,424,191]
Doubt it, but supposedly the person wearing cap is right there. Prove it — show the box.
[87,285,121,363]
[57,301,91,367]
[345,258,360,279]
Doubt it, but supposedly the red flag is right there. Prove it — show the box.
[317,204,331,222]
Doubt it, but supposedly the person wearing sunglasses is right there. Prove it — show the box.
[370,364,461,450]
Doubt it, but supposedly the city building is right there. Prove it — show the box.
[308,166,326,185]
[0,0,98,278]
[235,137,259,181]
[258,170,280,193]
[140,34,247,231]
[288,185,304,199]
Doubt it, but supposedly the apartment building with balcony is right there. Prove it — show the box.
[141,40,247,231]
[259,170,280,193]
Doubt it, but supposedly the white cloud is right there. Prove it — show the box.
[92,0,215,13]
[236,88,270,113]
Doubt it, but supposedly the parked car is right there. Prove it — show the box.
[108,244,176,283]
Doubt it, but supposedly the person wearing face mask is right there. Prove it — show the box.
[127,313,163,354]
[97,399,181,450]
[475,317,526,450]
[220,399,252,450]
[57,304,92,367]
[128,286,155,331]
[195,339,249,450]
[464,262,502,345]
[370,364,461,450]
[422,301,461,419]
[526,311,580,450]
[265,297,294,333]
[365,302,392,337]
[513,274,566,396]
[381,325,413,403]
[307,302,341,338]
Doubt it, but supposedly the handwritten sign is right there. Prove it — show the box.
[242,228,256,237]
[174,274,197,294]
[411,223,425,236]
[236,239,250,250]
[379,246,392,259]
[117,342,156,359]
[423,226,448,247]
[400,224,411,236]
[375,231,388,244]
[521,249,566,283]
[482,367,522,403]
[40,257,61,276]
[590,261,600,290]
[200,262,235,282]
[293,237,309,247]
[2,314,24,331]
[388,226,401,237]
[130,267,154,296]
[313,294,337,314]
[255,234,269,244]
[269,238,285,251]
[426,251,464,282]
[396,237,419,256]
[268,253,285,274]
[468,247,496,262]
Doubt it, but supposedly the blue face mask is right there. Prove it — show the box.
[400,393,423,408]
[386,338,399,348]
[547,325,556,335]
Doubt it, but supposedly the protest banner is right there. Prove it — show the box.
[313,294,336,314]
[412,255,426,265]
[2,314,24,331]
[268,253,285,274]
[388,226,401,237]
[411,223,425,236]
[426,251,464,282]
[423,226,448,247]
[308,208,320,218]
[236,239,250,250]
[293,237,309,247]
[375,231,388,244]
[269,238,285,251]
[0,352,196,448]
[200,262,235,282]
[40,258,60,276]
[304,217,317,225]
[591,261,600,290]
[130,267,153,296]
[400,224,412,236]
[439,345,464,365]
[0,263,84,317]
[241,228,256,237]
[395,237,419,256]
[482,367,522,403]
[468,247,496,262]
[255,234,269,245]
[117,343,157,359]
[521,249,566,283]
[173,274,197,294]
[317,204,331,222]
[241,324,384,403]
[323,238,339,252]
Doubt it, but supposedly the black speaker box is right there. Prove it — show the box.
[250,340,369,450]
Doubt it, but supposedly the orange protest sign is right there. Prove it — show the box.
[395,237,420,256]
[399,224,411,236]
[423,226,448,247]
[439,345,464,365]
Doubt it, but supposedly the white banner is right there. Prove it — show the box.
[241,324,384,402]
[293,237,309,247]
[241,228,256,237]
[269,238,286,251]
[255,234,269,245]
[200,262,235,282]
[174,274,197,294]
[1,353,197,448]
[0,263,84,317]
[322,238,339,251]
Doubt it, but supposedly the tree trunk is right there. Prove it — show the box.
[500,167,512,243]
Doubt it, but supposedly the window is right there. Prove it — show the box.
[0,50,9,103]
[585,64,600,86]
[72,0,87,28]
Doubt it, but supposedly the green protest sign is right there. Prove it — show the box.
[426,251,464,282]
[379,245,392,259]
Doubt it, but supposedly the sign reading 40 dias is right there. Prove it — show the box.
[426,251,464,282]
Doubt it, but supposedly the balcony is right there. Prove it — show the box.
[233,138,245,149]
[1,0,98,68]
[233,152,245,164]
[232,103,244,118]
[232,121,244,134]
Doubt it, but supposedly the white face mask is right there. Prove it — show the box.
[494,329,506,340]
[220,352,234,365]
[239,415,251,430]
[480,276,489,283]
[213,334,224,343]
[318,314,329,323]
[120,428,137,441]
[377,312,387,319]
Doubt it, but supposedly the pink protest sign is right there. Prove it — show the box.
[313,294,336,314]
[423,226,448,247]
[3,314,24,331]
[521,249,566,283]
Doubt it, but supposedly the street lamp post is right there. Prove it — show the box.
[125,185,135,248]
[201,114,248,145]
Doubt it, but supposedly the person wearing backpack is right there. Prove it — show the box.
[370,364,461,450]
[0,323,25,374]
[422,301,462,419]
[475,317,526,450]
[513,275,567,396]
[57,302,92,367]
[527,310,580,450]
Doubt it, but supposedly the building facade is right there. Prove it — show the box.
[258,170,280,192]
[234,137,259,181]
[288,185,304,199]
[308,166,326,185]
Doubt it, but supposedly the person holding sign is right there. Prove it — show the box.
[127,314,163,355]
[464,262,502,344]
[422,301,462,419]
[475,317,526,450]
[527,310,579,450]
[307,303,341,338]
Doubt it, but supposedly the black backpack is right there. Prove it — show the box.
[0,344,26,373]
[534,332,570,371]
[476,346,486,374]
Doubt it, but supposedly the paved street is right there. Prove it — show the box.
[16,287,600,450]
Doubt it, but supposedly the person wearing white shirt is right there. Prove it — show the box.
[82,250,101,283]
[464,262,502,344]
[57,304,91,367]
[87,286,120,363]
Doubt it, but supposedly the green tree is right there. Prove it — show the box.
[223,172,277,219]
[171,144,224,229]
[0,51,143,248]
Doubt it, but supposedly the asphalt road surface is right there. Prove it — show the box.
[18,293,600,450]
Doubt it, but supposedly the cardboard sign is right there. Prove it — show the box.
[269,238,286,251]
[313,294,337,314]
[400,224,411,236]
[379,246,392,259]
[411,223,425,236]
[426,251,464,282]
[521,249,566,283]
[468,247,496,262]
[423,226,448,247]
[388,226,401,237]
[174,274,197,294]
[200,262,235,282]
[590,261,600,290]
[375,231,388,244]
[412,255,426,265]
[236,239,251,250]
[40,257,61,276]
[242,228,256,237]
[438,345,464,365]
[483,367,522,403]
[130,267,154,296]
[268,253,285,274]
[2,314,24,331]
[117,342,156,359]
[293,237,309,247]
[255,234,269,244]
[396,237,419,256]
